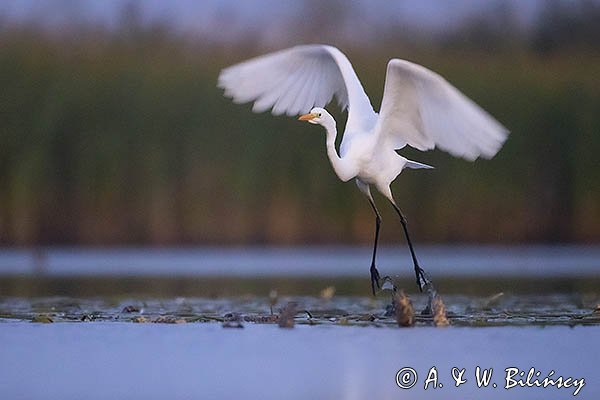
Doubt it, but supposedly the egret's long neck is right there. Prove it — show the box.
[323,118,354,182]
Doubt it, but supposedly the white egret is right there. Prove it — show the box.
[218,44,508,296]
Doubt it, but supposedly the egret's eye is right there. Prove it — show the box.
[318,113,322,117]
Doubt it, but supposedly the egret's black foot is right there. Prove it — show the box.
[414,265,430,292]
[418,270,437,316]
[370,265,381,296]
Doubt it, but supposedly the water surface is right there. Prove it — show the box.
[2,245,599,277]
[1,245,598,399]
[0,323,597,399]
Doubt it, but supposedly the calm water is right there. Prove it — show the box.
[1,245,599,276]
[0,323,598,399]
[0,246,598,399]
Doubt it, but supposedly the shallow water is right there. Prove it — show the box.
[1,246,599,399]
[0,323,598,399]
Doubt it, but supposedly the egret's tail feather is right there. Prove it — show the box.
[405,159,434,169]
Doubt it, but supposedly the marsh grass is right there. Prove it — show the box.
[1,24,599,245]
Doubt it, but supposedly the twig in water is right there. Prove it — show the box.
[432,295,450,327]
[393,290,415,327]
[269,289,278,315]
[278,302,297,329]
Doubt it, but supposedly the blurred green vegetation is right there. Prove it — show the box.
[1,5,599,245]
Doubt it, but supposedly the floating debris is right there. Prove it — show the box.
[32,315,54,323]
[153,316,186,324]
[1,293,597,328]
[393,291,415,327]
[432,296,450,327]
[278,302,297,329]
[222,321,244,328]
[244,314,279,324]
[356,314,377,322]
[320,286,336,300]
[222,313,244,328]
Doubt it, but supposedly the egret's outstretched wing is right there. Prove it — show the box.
[375,59,509,160]
[218,45,375,130]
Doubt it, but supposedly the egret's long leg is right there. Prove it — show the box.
[367,197,382,296]
[390,202,431,292]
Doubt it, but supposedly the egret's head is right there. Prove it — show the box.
[298,107,330,125]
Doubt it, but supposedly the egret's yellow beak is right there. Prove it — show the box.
[298,113,317,121]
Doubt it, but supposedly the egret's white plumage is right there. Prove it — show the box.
[218,44,508,192]
[218,44,509,295]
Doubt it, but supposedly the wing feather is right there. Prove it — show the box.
[218,44,376,130]
[375,59,509,160]
[272,62,311,115]
[291,59,319,116]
